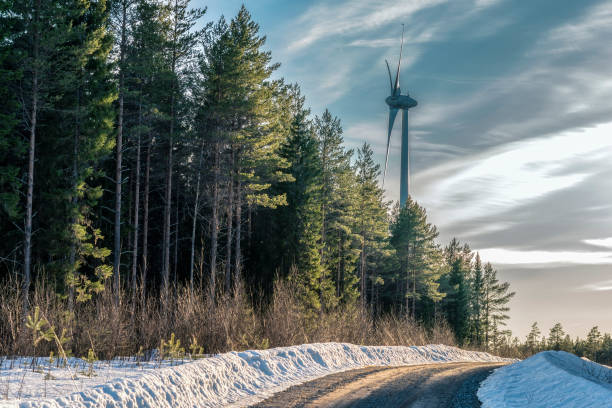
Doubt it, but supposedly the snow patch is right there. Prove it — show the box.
[478,350,612,407]
[1,343,509,407]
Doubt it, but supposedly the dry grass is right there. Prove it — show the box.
[0,275,455,359]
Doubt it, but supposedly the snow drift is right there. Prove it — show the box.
[2,342,508,407]
[478,350,612,408]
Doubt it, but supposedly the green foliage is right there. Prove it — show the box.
[25,307,73,364]
[188,335,204,358]
[390,198,445,319]
[481,262,515,349]
[25,307,55,347]
[66,218,113,303]
[160,333,185,365]
[441,238,472,345]
[526,322,541,352]
[314,109,360,306]
[470,253,485,346]
[548,322,565,350]
[354,143,390,306]
[276,91,330,313]
[81,348,97,377]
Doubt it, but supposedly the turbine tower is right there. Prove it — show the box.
[384,25,417,207]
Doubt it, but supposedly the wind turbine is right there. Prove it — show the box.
[383,25,418,207]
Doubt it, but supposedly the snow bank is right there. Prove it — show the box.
[478,350,612,408]
[1,343,508,408]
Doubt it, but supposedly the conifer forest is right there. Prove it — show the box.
[1,0,610,366]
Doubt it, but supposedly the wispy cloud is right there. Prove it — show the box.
[348,26,438,47]
[287,0,448,52]
[584,237,612,249]
[579,279,612,291]
[414,123,612,226]
[478,248,612,266]
[534,3,612,55]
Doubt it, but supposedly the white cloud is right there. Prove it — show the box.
[287,0,448,52]
[579,279,612,291]
[478,248,612,266]
[348,27,437,47]
[414,122,612,225]
[534,3,612,55]
[584,237,612,249]
[473,0,503,8]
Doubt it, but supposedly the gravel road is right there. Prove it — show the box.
[250,362,507,408]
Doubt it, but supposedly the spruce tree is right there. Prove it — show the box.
[482,261,515,349]
[526,322,541,353]
[314,109,358,306]
[442,238,472,345]
[585,326,601,360]
[390,197,444,318]
[548,322,565,351]
[354,143,389,307]
[276,87,332,313]
[470,252,485,345]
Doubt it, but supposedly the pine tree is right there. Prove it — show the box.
[354,143,389,307]
[482,262,515,349]
[314,109,358,306]
[585,326,601,360]
[442,238,472,345]
[276,87,332,313]
[225,7,291,284]
[548,322,565,351]
[526,322,541,353]
[470,252,485,345]
[390,197,444,318]
[198,7,289,293]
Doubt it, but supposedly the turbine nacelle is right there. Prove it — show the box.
[385,94,418,110]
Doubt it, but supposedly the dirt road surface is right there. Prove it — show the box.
[250,362,507,408]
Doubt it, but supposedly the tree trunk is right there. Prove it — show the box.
[209,141,220,298]
[336,231,341,298]
[23,0,41,315]
[69,80,81,313]
[233,165,242,281]
[247,204,252,248]
[173,183,179,287]
[412,266,416,318]
[141,134,151,298]
[405,256,410,316]
[224,149,234,293]
[113,0,127,306]
[127,162,134,267]
[360,232,366,308]
[189,141,204,293]
[162,100,173,295]
[131,92,142,303]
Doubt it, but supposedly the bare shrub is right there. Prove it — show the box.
[1,274,457,359]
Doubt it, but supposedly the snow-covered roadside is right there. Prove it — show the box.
[1,343,509,407]
[478,350,612,408]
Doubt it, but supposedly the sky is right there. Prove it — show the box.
[196,0,612,339]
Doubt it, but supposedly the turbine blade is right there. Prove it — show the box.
[385,60,393,94]
[383,107,399,185]
[394,24,405,96]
